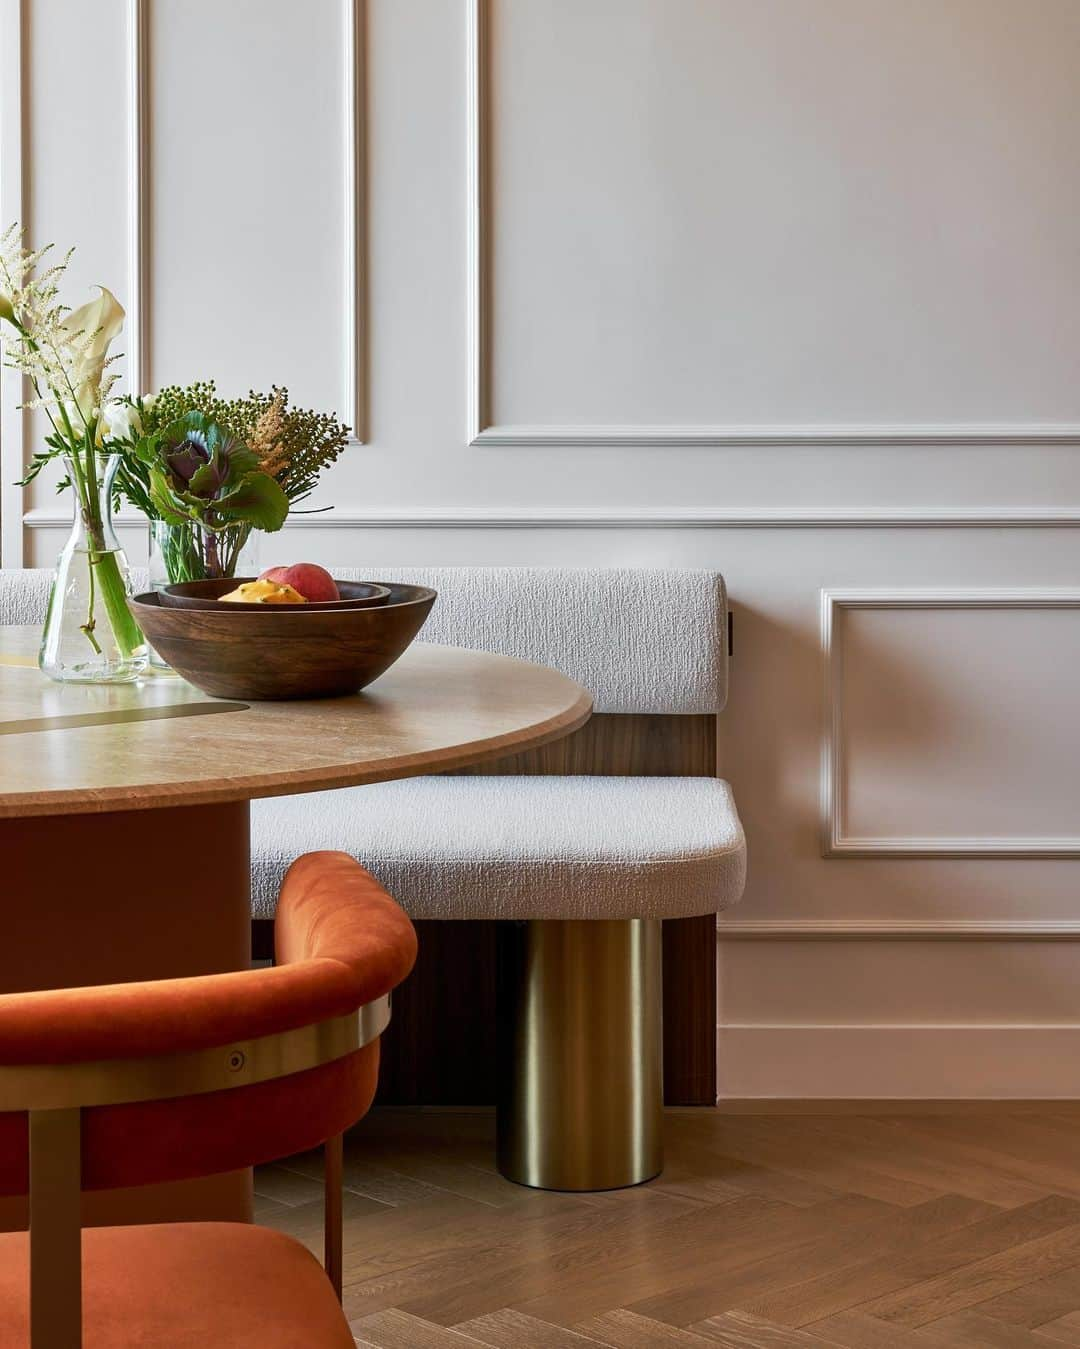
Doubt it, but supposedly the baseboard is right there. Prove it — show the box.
[717,1025,1080,1101]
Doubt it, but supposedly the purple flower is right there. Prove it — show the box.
[166,437,210,484]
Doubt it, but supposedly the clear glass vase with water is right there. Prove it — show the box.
[39,453,148,684]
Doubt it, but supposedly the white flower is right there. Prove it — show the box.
[0,290,13,324]
[102,399,142,442]
[56,287,125,421]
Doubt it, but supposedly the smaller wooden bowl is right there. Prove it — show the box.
[158,578,391,612]
[130,582,437,700]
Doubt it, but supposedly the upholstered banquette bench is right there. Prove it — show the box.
[1,566,745,1192]
[250,567,746,1191]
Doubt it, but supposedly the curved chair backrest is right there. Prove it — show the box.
[0,566,728,713]
[0,851,417,1347]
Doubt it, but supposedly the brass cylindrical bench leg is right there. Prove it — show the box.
[496,918,663,1191]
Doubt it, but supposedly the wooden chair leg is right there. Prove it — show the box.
[29,1107,82,1349]
[324,1132,343,1301]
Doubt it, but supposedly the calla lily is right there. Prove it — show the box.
[0,291,14,325]
[101,399,143,443]
[56,286,124,421]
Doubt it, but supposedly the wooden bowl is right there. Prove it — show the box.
[158,577,391,612]
[129,582,438,700]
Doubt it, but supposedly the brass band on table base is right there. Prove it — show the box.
[496,919,663,1192]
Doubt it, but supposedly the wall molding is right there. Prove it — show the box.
[122,0,366,438]
[126,0,149,398]
[821,588,1080,858]
[464,0,1080,450]
[718,919,1080,941]
[343,0,366,441]
[474,424,1080,448]
[465,0,487,445]
[0,0,26,568]
[22,504,1080,530]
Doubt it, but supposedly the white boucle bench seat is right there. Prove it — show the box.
[251,776,744,922]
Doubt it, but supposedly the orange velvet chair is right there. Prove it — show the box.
[0,850,417,1348]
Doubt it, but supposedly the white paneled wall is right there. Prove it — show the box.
[4,0,1080,1098]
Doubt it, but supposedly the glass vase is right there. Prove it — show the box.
[147,519,259,670]
[148,519,259,588]
[39,454,148,684]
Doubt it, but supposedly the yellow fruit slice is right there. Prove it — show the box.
[218,580,308,605]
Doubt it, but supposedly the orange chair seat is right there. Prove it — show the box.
[0,1222,356,1348]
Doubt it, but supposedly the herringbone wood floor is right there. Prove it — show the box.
[256,1109,1080,1347]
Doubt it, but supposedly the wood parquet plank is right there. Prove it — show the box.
[689,1310,843,1346]
[692,1117,944,1208]
[338,1192,577,1282]
[926,1310,1072,1345]
[863,1221,1080,1327]
[627,1196,989,1329]
[895,1116,1080,1203]
[351,1309,486,1347]
[455,1309,611,1346]
[348,1185,716,1324]
[574,1310,721,1346]
[256,1109,1080,1349]
[799,1116,1052,1209]
[970,1264,1080,1328]
[1037,1310,1080,1344]
[402,1192,785,1328]
[749,1196,1080,1329]
[659,1123,843,1210]
[737,1195,995,1326]
[805,1311,959,1347]
[514,1196,890,1330]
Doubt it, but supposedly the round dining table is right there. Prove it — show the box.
[0,625,591,1229]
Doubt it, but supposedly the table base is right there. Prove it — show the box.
[0,800,253,1229]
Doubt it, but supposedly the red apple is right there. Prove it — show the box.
[258,563,340,602]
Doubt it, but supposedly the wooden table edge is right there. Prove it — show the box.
[0,685,594,819]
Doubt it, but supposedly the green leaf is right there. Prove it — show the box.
[134,429,164,467]
[214,473,289,532]
[221,443,259,482]
[147,465,192,526]
[186,462,223,499]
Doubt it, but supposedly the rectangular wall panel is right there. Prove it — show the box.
[824,592,1080,855]
[478,0,1080,441]
[150,0,354,420]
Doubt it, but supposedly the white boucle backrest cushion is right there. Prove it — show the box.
[0,568,151,627]
[337,567,727,714]
[0,568,55,627]
[1,566,727,713]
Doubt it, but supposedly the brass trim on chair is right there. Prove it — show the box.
[0,995,391,1112]
[29,1107,83,1349]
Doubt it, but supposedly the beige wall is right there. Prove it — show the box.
[4,0,1080,1098]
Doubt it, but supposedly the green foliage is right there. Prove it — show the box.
[134,410,288,534]
[145,381,350,507]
